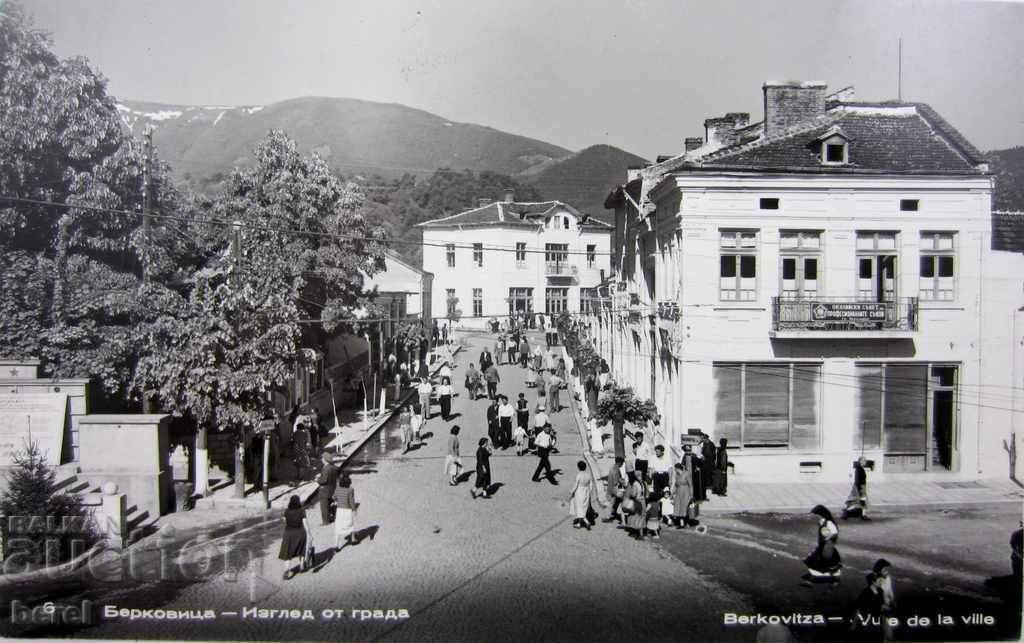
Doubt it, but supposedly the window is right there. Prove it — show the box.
[900,199,919,212]
[856,232,898,301]
[508,287,533,316]
[712,363,821,449]
[472,243,483,267]
[446,244,455,268]
[759,198,779,210]
[545,287,568,314]
[779,231,821,299]
[446,288,457,316]
[563,216,570,229]
[587,244,596,268]
[719,230,758,301]
[919,232,955,301]
[472,288,483,317]
[820,135,848,165]
[545,243,569,274]
[580,288,595,314]
[515,242,527,266]
[825,144,845,163]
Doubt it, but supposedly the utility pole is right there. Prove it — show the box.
[231,221,246,499]
[897,38,903,102]
[141,127,155,415]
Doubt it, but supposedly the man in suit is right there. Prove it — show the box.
[479,347,493,372]
[317,452,340,525]
[486,398,500,448]
[699,433,716,501]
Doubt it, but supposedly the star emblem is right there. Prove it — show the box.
[8,368,19,378]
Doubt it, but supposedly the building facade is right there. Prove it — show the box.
[590,81,1023,482]
[420,194,612,330]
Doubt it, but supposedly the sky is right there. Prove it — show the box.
[21,0,1024,159]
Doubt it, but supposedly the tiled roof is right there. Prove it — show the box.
[417,200,612,229]
[992,211,1024,253]
[656,102,986,176]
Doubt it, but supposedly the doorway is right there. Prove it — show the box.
[930,366,957,471]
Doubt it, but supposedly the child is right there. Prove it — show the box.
[645,493,663,539]
[660,489,675,527]
[512,423,528,456]
[410,404,424,446]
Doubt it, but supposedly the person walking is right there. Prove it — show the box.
[699,433,716,501]
[442,322,449,344]
[445,425,463,486]
[532,424,556,483]
[712,437,729,496]
[548,372,562,412]
[399,405,414,453]
[873,558,897,640]
[497,394,515,448]
[494,336,504,366]
[569,460,596,530]
[479,347,494,372]
[278,495,313,580]
[484,362,501,400]
[532,347,544,374]
[598,359,610,388]
[623,472,647,540]
[683,445,703,522]
[603,456,627,524]
[585,374,599,418]
[519,337,529,368]
[438,361,452,382]
[332,474,357,551]
[851,572,886,639]
[486,398,500,448]
[317,452,340,525]
[588,416,605,457]
[410,404,425,447]
[437,376,453,421]
[515,392,530,434]
[802,505,842,585]
[671,459,695,528]
[465,362,482,401]
[471,437,493,499]
[417,378,433,422]
[842,457,871,520]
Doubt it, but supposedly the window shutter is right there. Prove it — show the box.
[743,364,789,446]
[713,366,742,445]
[856,366,883,450]
[884,365,928,453]
[791,365,820,449]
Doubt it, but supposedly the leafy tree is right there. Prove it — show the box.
[133,131,386,495]
[593,385,659,459]
[1,440,97,565]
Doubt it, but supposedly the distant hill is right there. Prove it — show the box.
[990,146,1024,211]
[525,144,648,223]
[117,97,572,191]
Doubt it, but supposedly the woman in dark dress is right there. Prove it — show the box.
[278,495,312,579]
[803,504,842,585]
[471,437,493,499]
[712,438,729,496]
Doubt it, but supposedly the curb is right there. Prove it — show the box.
[0,541,106,587]
[561,347,610,508]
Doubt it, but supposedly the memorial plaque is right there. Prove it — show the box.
[0,393,67,466]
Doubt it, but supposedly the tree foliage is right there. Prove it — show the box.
[593,385,659,428]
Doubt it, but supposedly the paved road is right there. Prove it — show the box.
[5,333,1020,642]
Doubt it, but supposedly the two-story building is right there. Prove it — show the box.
[592,81,1022,482]
[419,192,612,330]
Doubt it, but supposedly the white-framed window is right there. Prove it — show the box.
[586,244,596,268]
[856,231,898,302]
[472,288,483,317]
[580,288,595,314]
[779,231,822,299]
[545,287,568,314]
[446,244,455,268]
[713,363,821,449]
[719,230,758,301]
[446,288,457,316]
[472,243,483,267]
[919,232,955,301]
[820,135,849,165]
[515,242,527,266]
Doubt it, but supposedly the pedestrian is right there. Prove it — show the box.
[278,495,313,580]
[603,456,627,524]
[486,397,500,447]
[442,322,449,344]
[623,472,647,540]
[649,444,674,499]
[659,489,675,529]
[333,474,357,551]
[671,459,695,528]
[645,491,663,539]
[699,433,716,501]
[548,373,562,412]
[532,404,549,450]
[484,361,500,400]
[410,404,424,446]
[842,457,871,520]
[432,319,439,345]
[465,362,482,400]
[588,416,605,456]
[471,437,493,499]
[569,460,595,530]
[684,445,703,522]
[585,374,599,418]
[802,505,842,585]
[556,357,566,381]
[873,558,896,639]
[633,434,653,482]
[598,359,610,388]
[479,346,494,372]
[713,437,729,496]
[445,425,463,486]
[851,572,885,638]
[532,347,544,373]
[291,415,313,484]
[438,376,453,421]
[317,452,340,526]
[417,377,433,422]
[512,419,529,456]
[495,336,504,366]
[400,405,414,453]
[516,392,530,433]
[498,394,514,448]
[524,362,537,388]
[439,361,452,382]
[531,424,556,483]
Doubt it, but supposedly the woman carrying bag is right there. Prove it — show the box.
[279,495,313,580]
[333,474,358,551]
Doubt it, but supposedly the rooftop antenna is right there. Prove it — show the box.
[898,37,903,101]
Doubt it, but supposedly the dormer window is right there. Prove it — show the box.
[816,127,851,166]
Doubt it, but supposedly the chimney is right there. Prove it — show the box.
[763,81,827,137]
[503,188,515,203]
[684,137,703,152]
[704,112,750,149]
[477,197,493,207]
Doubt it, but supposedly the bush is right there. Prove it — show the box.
[593,385,659,428]
[1,440,97,566]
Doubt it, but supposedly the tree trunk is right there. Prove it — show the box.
[232,427,245,498]
[194,424,210,497]
[613,416,625,460]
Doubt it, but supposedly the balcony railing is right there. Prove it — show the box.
[656,300,680,322]
[771,297,918,333]
[545,262,578,277]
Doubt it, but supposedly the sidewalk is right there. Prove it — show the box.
[563,382,1024,513]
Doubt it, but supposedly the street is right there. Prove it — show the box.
[2,334,1021,641]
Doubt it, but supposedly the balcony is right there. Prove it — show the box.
[770,297,918,338]
[656,300,680,323]
[545,262,578,279]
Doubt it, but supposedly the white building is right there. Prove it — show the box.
[591,81,1024,482]
[419,193,612,330]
